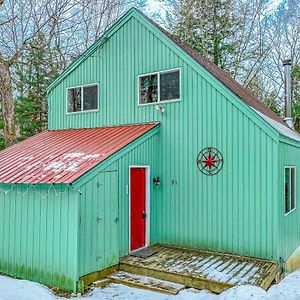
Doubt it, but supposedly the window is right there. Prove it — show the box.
[138,69,180,105]
[285,166,296,215]
[67,84,98,113]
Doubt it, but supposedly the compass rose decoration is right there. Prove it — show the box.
[197,147,224,176]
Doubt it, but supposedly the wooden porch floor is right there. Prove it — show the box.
[120,244,280,293]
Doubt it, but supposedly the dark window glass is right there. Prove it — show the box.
[285,167,296,214]
[291,167,296,211]
[285,168,291,214]
[67,87,81,112]
[139,74,158,104]
[160,70,180,101]
[83,85,98,111]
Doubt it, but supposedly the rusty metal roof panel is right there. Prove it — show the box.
[0,123,159,184]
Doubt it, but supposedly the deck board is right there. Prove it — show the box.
[120,245,280,293]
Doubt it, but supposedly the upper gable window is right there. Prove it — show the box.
[67,84,98,113]
[138,69,181,105]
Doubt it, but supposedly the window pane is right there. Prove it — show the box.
[83,85,98,111]
[160,70,180,101]
[67,88,82,112]
[291,167,296,211]
[139,74,158,104]
[285,168,291,214]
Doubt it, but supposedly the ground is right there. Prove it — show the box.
[1,270,300,300]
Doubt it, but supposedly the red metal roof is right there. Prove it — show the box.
[0,123,159,184]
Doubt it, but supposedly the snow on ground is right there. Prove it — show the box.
[267,269,300,300]
[85,284,216,300]
[1,270,300,300]
[0,275,60,300]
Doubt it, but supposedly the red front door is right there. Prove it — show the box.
[130,167,146,251]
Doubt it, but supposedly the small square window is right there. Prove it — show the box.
[83,85,98,111]
[139,74,158,104]
[160,70,180,101]
[67,87,82,113]
[67,84,98,113]
[285,166,296,215]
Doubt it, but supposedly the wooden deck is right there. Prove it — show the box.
[120,244,280,294]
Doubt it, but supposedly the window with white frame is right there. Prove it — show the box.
[67,84,98,113]
[285,166,296,215]
[138,69,180,105]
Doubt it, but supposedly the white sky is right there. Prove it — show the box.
[148,0,164,12]
[147,0,283,13]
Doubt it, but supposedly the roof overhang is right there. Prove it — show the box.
[0,123,159,184]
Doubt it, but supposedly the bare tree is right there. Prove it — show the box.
[0,0,70,146]
[0,0,135,147]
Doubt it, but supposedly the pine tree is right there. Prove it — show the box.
[171,0,239,69]
[14,32,60,141]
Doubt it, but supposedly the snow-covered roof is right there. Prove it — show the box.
[253,108,300,143]
[0,123,159,184]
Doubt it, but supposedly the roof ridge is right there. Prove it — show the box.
[138,10,287,126]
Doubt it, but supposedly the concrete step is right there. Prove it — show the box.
[108,271,186,295]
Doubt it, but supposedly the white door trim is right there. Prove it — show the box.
[128,165,150,253]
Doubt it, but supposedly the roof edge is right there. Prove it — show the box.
[47,7,139,93]
[136,10,286,127]
[72,122,160,187]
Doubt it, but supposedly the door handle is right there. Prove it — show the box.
[142,212,147,219]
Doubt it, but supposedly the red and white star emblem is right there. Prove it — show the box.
[197,147,224,176]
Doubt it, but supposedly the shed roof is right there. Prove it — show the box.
[0,123,159,184]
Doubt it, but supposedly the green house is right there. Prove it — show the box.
[0,8,300,292]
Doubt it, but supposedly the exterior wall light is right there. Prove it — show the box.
[155,104,165,113]
[153,177,161,185]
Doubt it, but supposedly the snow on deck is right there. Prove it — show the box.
[120,245,279,293]
[109,271,186,294]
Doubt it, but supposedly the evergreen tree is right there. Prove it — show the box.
[14,32,60,142]
[171,0,239,69]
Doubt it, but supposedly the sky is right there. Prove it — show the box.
[147,0,283,13]
[148,0,164,13]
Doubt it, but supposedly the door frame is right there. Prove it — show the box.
[128,165,150,253]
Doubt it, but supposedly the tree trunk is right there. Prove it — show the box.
[0,60,16,147]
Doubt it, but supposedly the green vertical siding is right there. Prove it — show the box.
[0,184,79,292]
[279,140,300,262]
[77,133,158,267]
[78,168,119,277]
[48,10,280,260]
[115,135,158,257]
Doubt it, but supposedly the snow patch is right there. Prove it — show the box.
[65,162,79,172]
[218,285,266,300]
[25,161,42,170]
[83,154,101,159]
[63,152,85,159]
[44,161,65,171]
[267,269,300,300]
[0,275,59,300]
[2,268,300,300]
[21,155,34,161]
[44,161,79,173]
